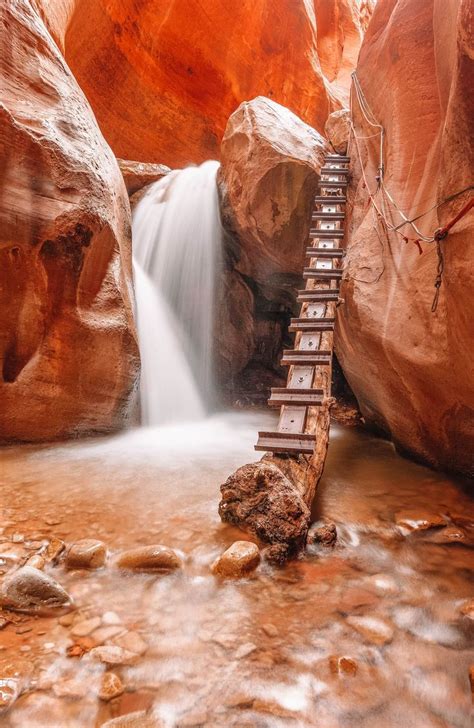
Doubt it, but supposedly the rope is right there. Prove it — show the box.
[349,70,474,312]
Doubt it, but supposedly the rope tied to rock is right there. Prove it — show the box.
[349,71,474,312]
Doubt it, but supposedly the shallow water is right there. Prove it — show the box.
[0,413,473,727]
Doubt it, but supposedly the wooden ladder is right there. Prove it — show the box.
[255,154,349,455]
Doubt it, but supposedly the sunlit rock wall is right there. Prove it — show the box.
[63,0,369,167]
[0,0,139,442]
[337,0,474,475]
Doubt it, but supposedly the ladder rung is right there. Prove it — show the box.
[289,318,335,332]
[310,229,344,238]
[255,431,315,455]
[312,212,345,220]
[320,167,349,175]
[297,290,339,302]
[326,155,350,162]
[281,350,331,366]
[314,196,347,204]
[319,180,348,188]
[268,388,324,407]
[305,247,343,258]
[303,268,343,280]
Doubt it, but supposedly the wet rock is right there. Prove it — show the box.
[116,545,182,572]
[235,642,257,659]
[324,109,351,154]
[364,574,399,595]
[307,521,337,547]
[0,567,72,614]
[262,543,292,566]
[25,555,45,570]
[460,599,474,620]
[0,660,32,713]
[395,511,446,532]
[65,539,107,569]
[102,611,122,625]
[101,710,162,727]
[92,625,124,644]
[71,617,102,637]
[114,631,148,656]
[426,526,467,544]
[346,615,394,645]
[211,541,260,578]
[0,678,20,713]
[99,672,124,701]
[329,655,358,676]
[44,538,66,563]
[89,645,139,666]
[219,462,311,555]
[53,678,88,699]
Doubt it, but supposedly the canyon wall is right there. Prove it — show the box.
[337,0,474,475]
[0,0,139,442]
[63,0,368,167]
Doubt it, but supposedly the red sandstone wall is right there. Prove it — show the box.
[337,0,474,475]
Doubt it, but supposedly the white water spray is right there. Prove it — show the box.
[132,161,222,425]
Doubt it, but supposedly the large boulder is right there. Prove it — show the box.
[0,0,139,442]
[337,0,474,475]
[61,0,360,166]
[218,97,329,291]
[325,109,351,154]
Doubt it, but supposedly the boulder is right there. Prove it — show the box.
[65,539,107,569]
[0,0,139,443]
[0,566,72,614]
[325,109,351,154]
[118,159,170,196]
[219,462,311,554]
[116,545,183,572]
[62,1,366,166]
[218,97,329,290]
[211,542,261,578]
[336,0,474,476]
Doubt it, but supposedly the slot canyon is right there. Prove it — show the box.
[0,1,473,726]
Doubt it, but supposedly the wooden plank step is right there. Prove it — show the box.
[319,180,348,188]
[314,196,347,204]
[297,290,339,302]
[309,229,344,238]
[255,431,315,455]
[305,247,344,258]
[325,155,350,162]
[320,167,349,175]
[312,212,345,220]
[281,350,331,366]
[268,388,324,407]
[303,268,343,280]
[289,318,335,332]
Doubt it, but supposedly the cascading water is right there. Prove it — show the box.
[132,160,222,425]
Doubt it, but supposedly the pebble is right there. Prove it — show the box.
[25,555,45,570]
[88,645,139,666]
[92,625,124,644]
[426,526,467,544]
[211,541,260,578]
[58,613,75,627]
[235,642,257,659]
[346,615,394,645]
[329,655,358,676]
[44,537,66,563]
[65,539,107,569]
[0,678,20,712]
[395,510,445,532]
[262,623,279,638]
[102,611,122,625]
[114,631,148,656]
[99,672,124,701]
[70,617,101,637]
[0,566,72,614]
[116,545,182,572]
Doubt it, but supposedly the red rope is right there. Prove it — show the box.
[434,197,474,240]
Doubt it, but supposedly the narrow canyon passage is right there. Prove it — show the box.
[1,416,472,727]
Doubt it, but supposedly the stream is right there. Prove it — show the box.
[0,412,472,727]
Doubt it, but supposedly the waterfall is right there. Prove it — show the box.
[132,160,222,426]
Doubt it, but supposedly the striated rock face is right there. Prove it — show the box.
[0,0,139,442]
[337,0,474,475]
[219,97,329,291]
[63,1,369,166]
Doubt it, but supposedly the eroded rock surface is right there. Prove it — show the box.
[219,462,311,554]
[0,0,139,443]
[337,0,474,475]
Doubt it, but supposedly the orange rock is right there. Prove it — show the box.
[118,160,170,196]
[0,0,139,443]
[336,0,474,476]
[62,1,369,166]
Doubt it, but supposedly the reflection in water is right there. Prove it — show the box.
[0,414,473,727]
